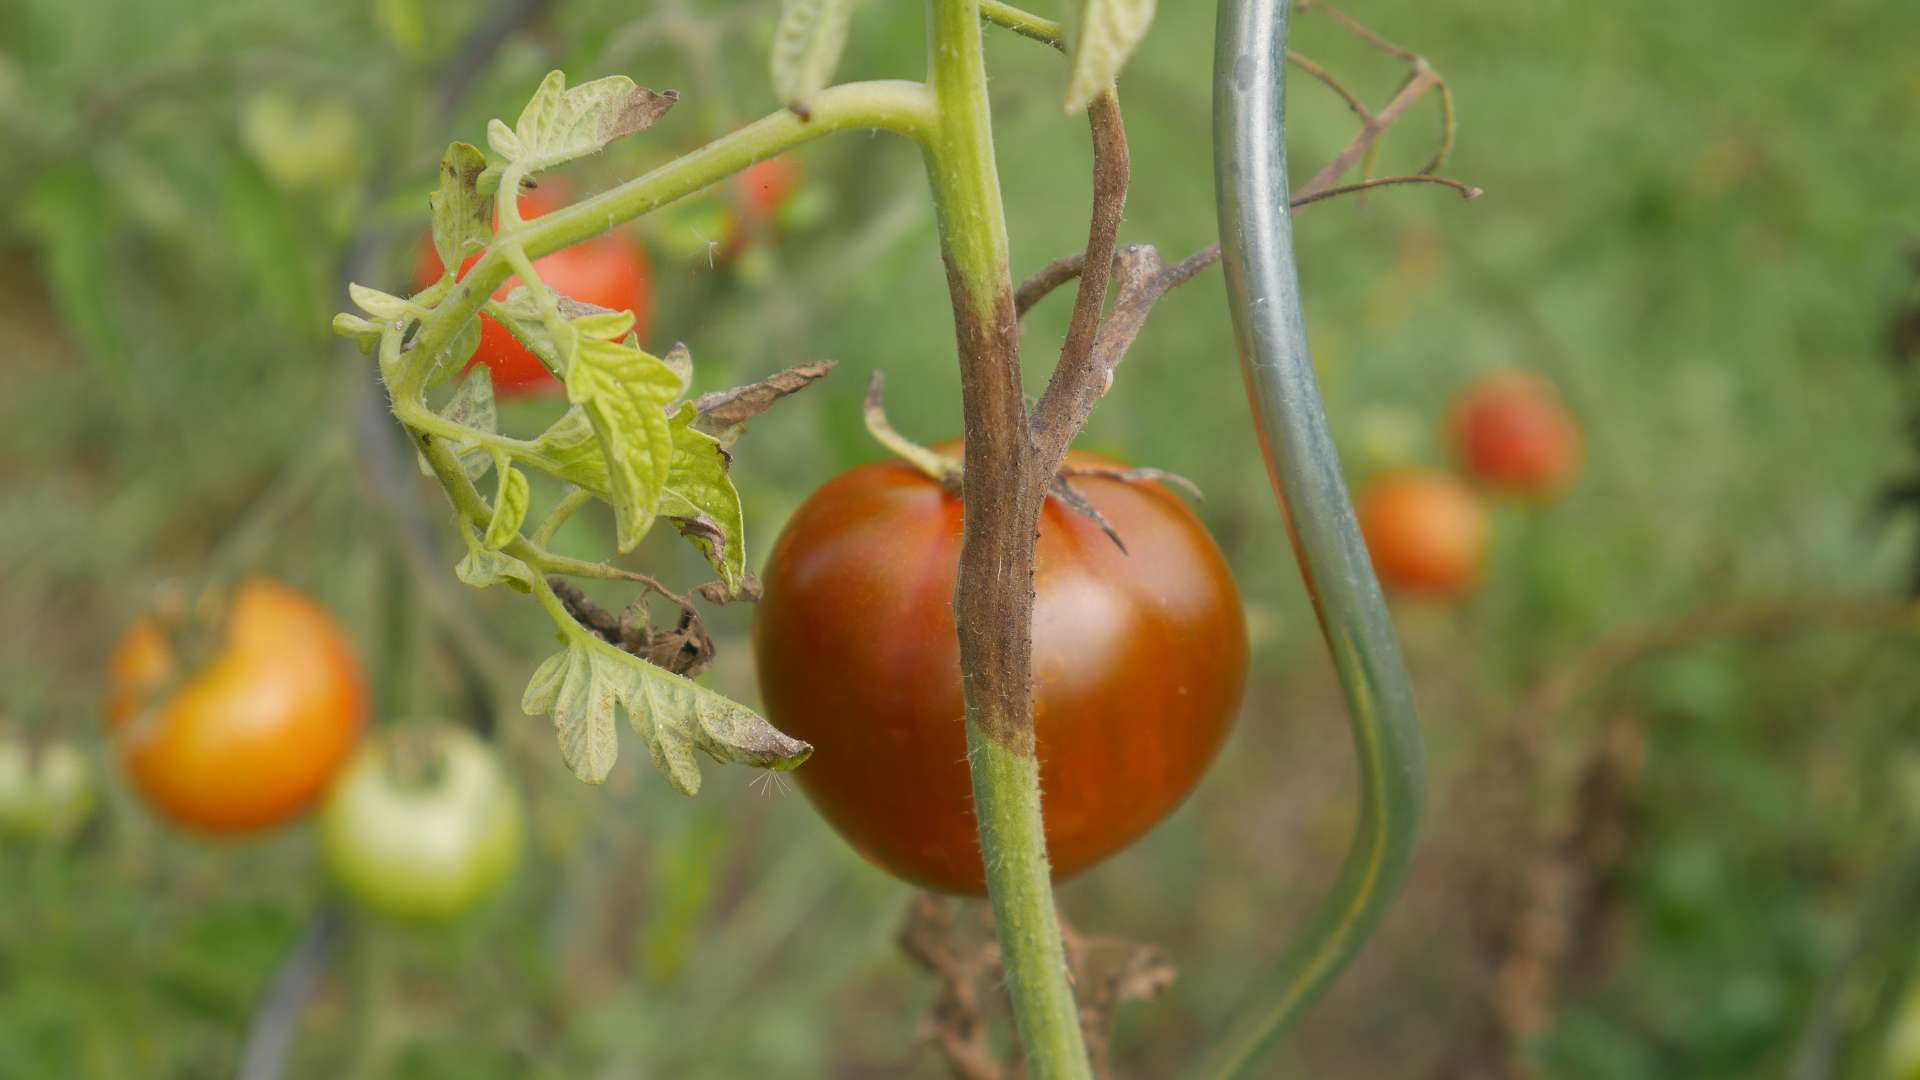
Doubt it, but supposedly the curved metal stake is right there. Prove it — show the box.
[1198,0,1428,1075]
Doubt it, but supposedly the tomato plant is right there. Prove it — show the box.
[105,578,368,835]
[753,446,1248,894]
[1450,371,1583,497]
[413,180,654,395]
[1357,468,1490,598]
[0,738,94,841]
[320,725,523,924]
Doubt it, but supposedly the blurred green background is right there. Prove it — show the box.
[3,0,1918,1076]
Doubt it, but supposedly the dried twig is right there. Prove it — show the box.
[899,895,1175,1080]
[1031,90,1130,472]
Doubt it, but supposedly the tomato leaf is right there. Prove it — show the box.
[564,328,682,553]
[770,0,856,116]
[662,404,746,592]
[532,407,613,495]
[487,72,679,177]
[430,141,491,273]
[691,359,836,448]
[521,636,811,790]
[418,364,496,481]
[454,522,534,592]
[485,457,531,550]
[1062,0,1155,112]
[348,282,414,322]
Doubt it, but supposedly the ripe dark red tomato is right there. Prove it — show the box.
[1449,372,1583,497]
[414,181,654,396]
[753,447,1248,895]
[1356,468,1489,598]
[105,578,368,835]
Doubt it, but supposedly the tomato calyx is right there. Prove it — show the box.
[863,371,964,492]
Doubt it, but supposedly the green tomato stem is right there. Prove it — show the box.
[922,1,1091,1077]
[401,80,935,384]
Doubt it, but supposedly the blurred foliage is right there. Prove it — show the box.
[1,0,1917,1077]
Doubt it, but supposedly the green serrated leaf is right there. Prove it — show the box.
[485,459,531,549]
[662,404,746,591]
[519,637,810,790]
[566,336,683,552]
[488,71,679,177]
[770,0,857,113]
[1063,0,1155,111]
[532,407,613,495]
[430,141,491,272]
[454,522,534,592]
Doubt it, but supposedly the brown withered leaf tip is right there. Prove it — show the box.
[609,87,680,142]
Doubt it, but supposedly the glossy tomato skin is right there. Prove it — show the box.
[414,182,653,396]
[105,579,369,835]
[320,726,523,925]
[1449,372,1583,497]
[753,449,1248,895]
[1356,468,1490,598]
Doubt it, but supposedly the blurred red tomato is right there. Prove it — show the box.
[414,181,654,396]
[1450,371,1583,497]
[1357,468,1489,598]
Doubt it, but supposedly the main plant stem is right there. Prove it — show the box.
[922,1,1090,1076]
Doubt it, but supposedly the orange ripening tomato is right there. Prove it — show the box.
[1449,371,1583,497]
[106,578,369,835]
[414,181,654,396]
[753,447,1248,895]
[1356,468,1490,598]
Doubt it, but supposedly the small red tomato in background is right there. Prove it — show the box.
[414,180,654,396]
[320,725,523,925]
[735,156,802,221]
[1357,468,1490,599]
[1449,371,1583,497]
[105,578,368,835]
[720,156,804,264]
[753,445,1248,895]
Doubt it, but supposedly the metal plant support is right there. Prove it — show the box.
[1201,0,1429,1074]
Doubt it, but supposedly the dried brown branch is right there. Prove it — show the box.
[1287,49,1373,121]
[1297,65,1443,201]
[547,575,730,677]
[1031,90,1131,473]
[899,895,1175,1080]
[1292,173,1483,209]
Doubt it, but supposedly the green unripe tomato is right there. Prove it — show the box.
[319,725,522,925]
[0,739,94,842]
